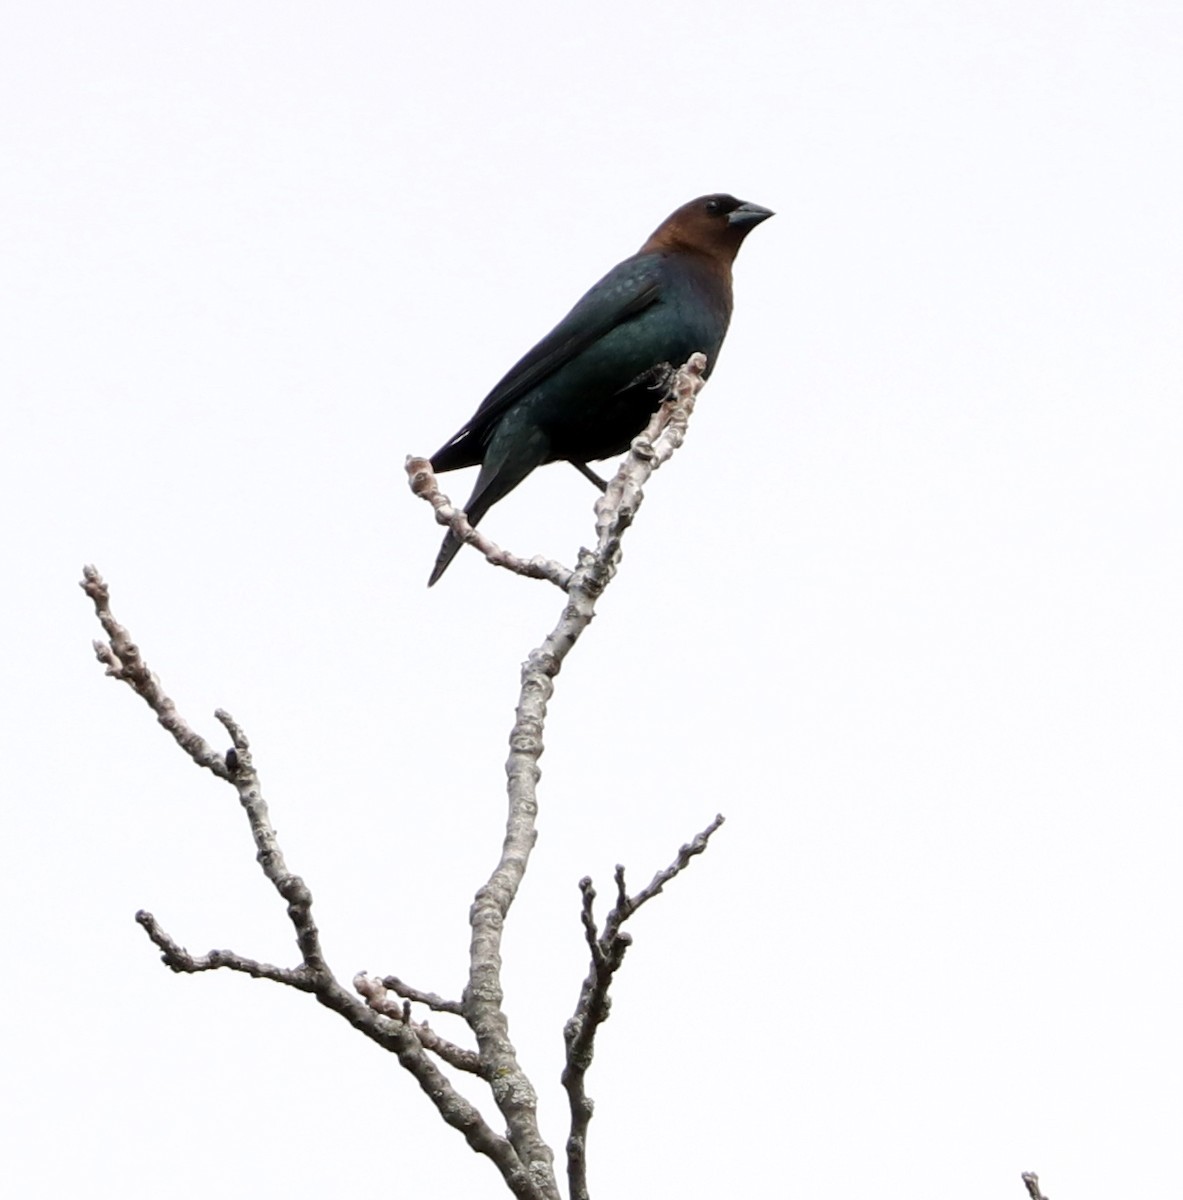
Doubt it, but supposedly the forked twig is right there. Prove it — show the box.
[562,815,725,1200]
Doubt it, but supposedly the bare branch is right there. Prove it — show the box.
[80,565,230,778]
[136,910,317,988]
[563,813,725,1200]
[1022,1173,1050,1200]
[83,568,548,1200]
[355,975,481,1075]
[456,356,710,1197]
[415,1026,482,1075]
[406,458,574,589]
[380,975,465,1016]
[82,570,335,982]
[578,880,604,966]
[606,812,725,934]
[588,354,707,589]
[211,706,336,980]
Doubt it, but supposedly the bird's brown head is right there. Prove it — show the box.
[640,193,774,263]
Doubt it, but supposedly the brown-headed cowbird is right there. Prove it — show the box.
[427,193,773,585]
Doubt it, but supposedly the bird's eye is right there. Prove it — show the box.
[705,198,722,214]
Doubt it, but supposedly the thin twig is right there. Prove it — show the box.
[415,1026,482,1075]
[80,565,230,778]
[380,975,465,1016]
[605,813,724,937]
[136,910,317,989]
[405,460,574,590]
[355,974,481,1074]
[1022,1172,1050,1200]
[213,706,333,979]
[563,813,725,1200]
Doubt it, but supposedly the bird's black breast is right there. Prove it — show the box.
[533,252,732,463]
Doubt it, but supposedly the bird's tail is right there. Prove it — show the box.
[427,432,550,586]
[428,521,477,587]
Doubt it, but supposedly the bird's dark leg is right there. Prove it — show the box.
[569,460,609,493]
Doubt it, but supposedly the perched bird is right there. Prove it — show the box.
[427,192,773,585]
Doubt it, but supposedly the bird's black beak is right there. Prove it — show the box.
[728,201,775,229]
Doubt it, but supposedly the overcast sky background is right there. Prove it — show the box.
[4,2,1182,1197]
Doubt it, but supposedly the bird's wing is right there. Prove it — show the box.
[432,255,663,466]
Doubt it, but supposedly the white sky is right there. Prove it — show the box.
[3,2,1182,1197]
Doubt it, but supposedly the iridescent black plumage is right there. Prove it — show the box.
[427,193,773,585]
